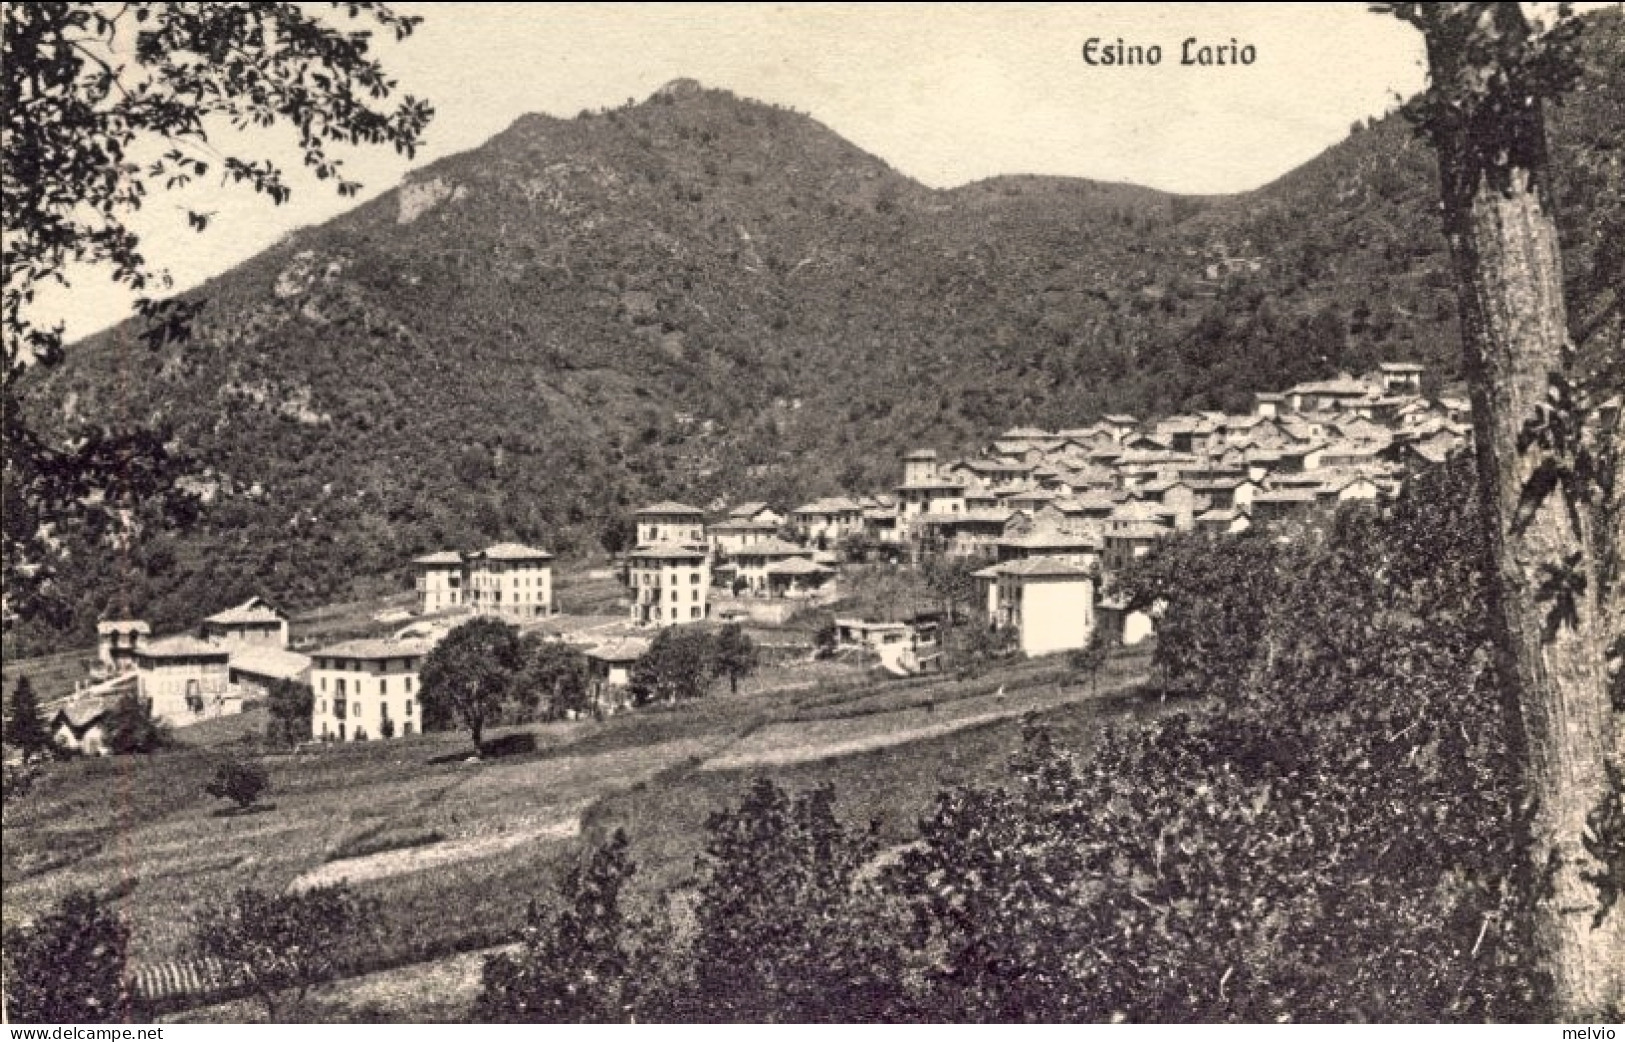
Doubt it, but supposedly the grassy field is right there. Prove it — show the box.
[7,645,1157,1022]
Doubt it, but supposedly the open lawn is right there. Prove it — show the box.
[5,646,1157,1021]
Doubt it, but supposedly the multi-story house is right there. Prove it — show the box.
[201,596,288,649]
[990,558,1096,658]
[135,635,232,725]
[628,544,710,627]
[412,551,466,614]
[465,544,555,621]
[634,502,707,549]
[789,498,865,547]
[310,638,431,742]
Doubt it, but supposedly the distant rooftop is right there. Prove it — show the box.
[635,501,704,516]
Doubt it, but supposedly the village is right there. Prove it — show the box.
[39,361,1469,755]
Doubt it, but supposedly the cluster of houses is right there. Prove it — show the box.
[593,362,1469,660]
[45,362,1468,752]
[51,597,308,754]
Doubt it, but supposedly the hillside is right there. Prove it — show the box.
[11,11,1623,655]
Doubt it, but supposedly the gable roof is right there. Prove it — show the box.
[629,543,708,562]
[730,538,812,558]
[996,556,1093,579]
[635,501,704,517]
[203,597,285,627]
[313,638,433,661]
[476,543,554,562]
[139,635,230,660]
[765,557,835,576]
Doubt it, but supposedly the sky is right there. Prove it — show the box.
[36,2,1444,341]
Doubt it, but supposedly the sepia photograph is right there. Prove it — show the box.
[2,1,1622,1028]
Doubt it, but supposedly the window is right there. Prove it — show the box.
[380,678,388,696]
[692,590,699,601]
[671,589,679,602]
[320,677,327,692]
[691,606,701,619]
[405,676,414,692]
[353,702,362,718]
[405,699,414,716]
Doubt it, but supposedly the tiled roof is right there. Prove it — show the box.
[728,501,771,518]
[731,538,812,558]
[998,530,1101,550]
[228,645,312,679]
[204,597,285,626]
[793,497,862,515]
[629,543,708,561]
[996,556,1093,579]
[634,501,704,516]
[1109,523,1171,541]
[314,638,433,661]
[478,543,554,561]
[139,635,229,659]
[765,557,834,576]
[412,550,465,566]
[1104,414,1139,424]
[904,448,939,460]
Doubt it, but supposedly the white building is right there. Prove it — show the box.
[628,544,711,627]
[310,638,431,742]
[991,557,1095,658]
[134,635,234,726]
[634,502,707,549]
[412,551,466,614]
[201,596,289,649]
[465,543,555,621]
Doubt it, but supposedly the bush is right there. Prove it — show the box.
[103,692,167,754]
[193,883,380,1022]
[205,759,270,811]
[2,890,131,1023]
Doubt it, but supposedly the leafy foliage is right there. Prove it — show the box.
[5,674,52,758]
[265,678,315,748]
[512,636,593,720]
[1,890,131,1023]
[1112,528,1287,697]
[475,830,645,1023]
[102,691,166,754]
[511,461,1548,1023]
[192,882,381,1022]
[205,759,270,811]
[418,616,523,752]
[711,623,758,694]
[630,626,716,706]
[681,779,901,1022]
[1067,627,1115,693]
[3,1,432,625]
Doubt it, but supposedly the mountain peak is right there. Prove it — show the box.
[652,77,705,100]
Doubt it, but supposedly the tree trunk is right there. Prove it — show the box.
[1421,4,1622,1017]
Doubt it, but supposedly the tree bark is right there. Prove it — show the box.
[1420,3,1622,1018]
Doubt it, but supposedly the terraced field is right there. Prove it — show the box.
[5,646,1156,1021]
